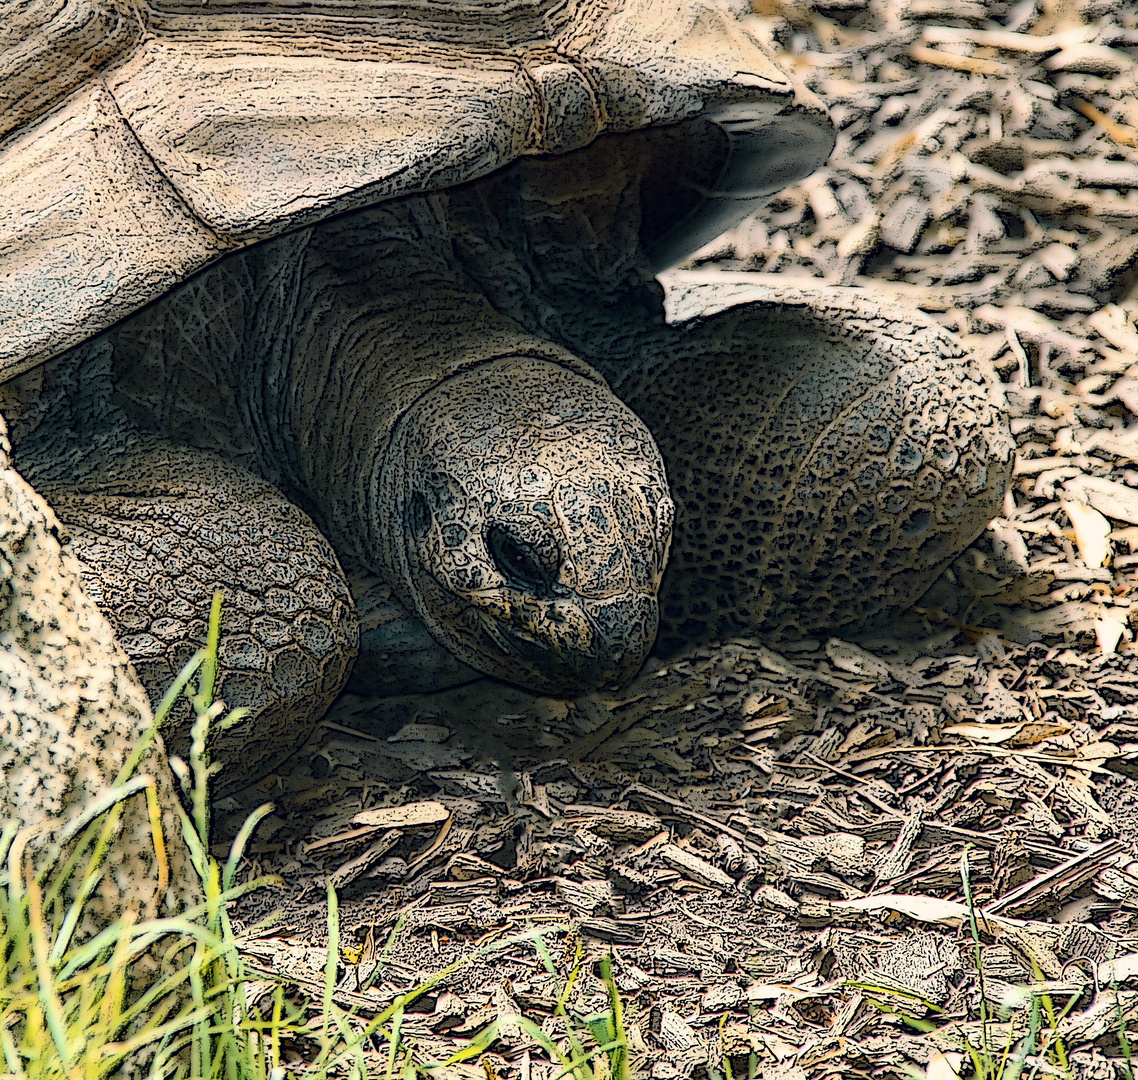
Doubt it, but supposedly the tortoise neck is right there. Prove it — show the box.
[273,198,597,571]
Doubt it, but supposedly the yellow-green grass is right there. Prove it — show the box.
[0,593,631,1080]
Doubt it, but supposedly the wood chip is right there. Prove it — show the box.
[657,844,733,891]
[986,840,1125,917]
[388,723,452,743]
[330,830,402,889]
[576,917,645,945]
[351,801,450,829]
[302,824,381,855]
[428,878,499,905]
[1061,498,1112,568]
[562,807,663,842]
[1064,476,1138,526]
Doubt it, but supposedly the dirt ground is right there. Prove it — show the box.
[222,1,1138,1075]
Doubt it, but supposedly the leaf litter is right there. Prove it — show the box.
[220,0,1138,1074]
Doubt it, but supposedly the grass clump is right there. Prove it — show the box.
[848,847,1085,1080]
[0,592,634,1080]
[0,592,299,1078]
[453,936,632,1080]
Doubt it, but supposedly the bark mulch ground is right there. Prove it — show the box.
[224,1,1138,1075]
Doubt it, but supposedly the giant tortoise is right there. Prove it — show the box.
[0,0,1014,794]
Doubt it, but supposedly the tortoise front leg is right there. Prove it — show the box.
[590,278,1014,654]
[23,437,359,791]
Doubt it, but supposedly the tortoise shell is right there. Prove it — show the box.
[0,0,833,379]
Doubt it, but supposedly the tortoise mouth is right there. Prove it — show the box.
[480,620,611,696]
[412,571,657,697]
[475,606,650,696]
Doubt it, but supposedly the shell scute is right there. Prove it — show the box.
[1,0,831,379]
[0,83,221,380]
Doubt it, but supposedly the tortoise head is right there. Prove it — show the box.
[379,357,672,696]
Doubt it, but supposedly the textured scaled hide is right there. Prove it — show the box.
[0,0,1009,786]
[380,358,670,693]
[31,439,360,791]
[0,414,198,929]
[604,284,1014,651]
[7,193,672,759]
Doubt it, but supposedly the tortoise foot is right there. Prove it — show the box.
[594,274,1014,654]
[23,437,359,791]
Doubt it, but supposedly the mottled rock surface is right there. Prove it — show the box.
[0,413,196,927]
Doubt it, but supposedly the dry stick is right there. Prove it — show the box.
[320,719,380,742]
[1072,98,1138,149]
[985,838,1125,915]
[907,45,1015,77]
[620,783,755,849]
[920,26,1085,54]
[406,813,455,874]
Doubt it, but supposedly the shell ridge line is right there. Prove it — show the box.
[516,52,547,150]
[104,77,227,250]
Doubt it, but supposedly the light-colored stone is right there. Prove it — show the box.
[0,416,198,928]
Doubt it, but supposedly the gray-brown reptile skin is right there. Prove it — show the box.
[0,414,199,930]
[4,129,1011,783]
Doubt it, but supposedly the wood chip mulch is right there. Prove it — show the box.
[223,0,1138,1075]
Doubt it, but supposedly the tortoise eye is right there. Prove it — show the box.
[487,524,555,593]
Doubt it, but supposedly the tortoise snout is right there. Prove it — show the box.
[480,590,658,697]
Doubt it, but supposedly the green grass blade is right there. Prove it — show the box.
[198,590,224,709]
[223,803,276,894]
[325,880,340,1046]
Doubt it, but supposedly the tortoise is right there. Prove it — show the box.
[0,0,1014,792]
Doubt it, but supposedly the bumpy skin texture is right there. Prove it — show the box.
[3,106,1010,779]
[601,291,1012,652]
[381,359,671,694]
[26,440,358,790]
[0,414,198,930]
[6,194,672,759]
[5,125,1012,759]
[448,130,1014,651]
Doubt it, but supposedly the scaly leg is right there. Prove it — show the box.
[21,436,358,790]
[592,277,1014,653]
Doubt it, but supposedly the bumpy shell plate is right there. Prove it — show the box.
[0,0,833,380]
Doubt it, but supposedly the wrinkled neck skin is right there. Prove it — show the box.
[278,206,673,695]
[444,120,722,368]
[273,201,591,568]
